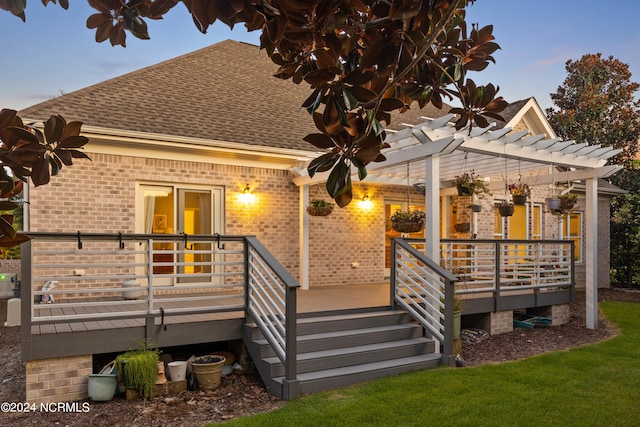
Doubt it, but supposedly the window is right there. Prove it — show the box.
[561,211,583,262]
[531,203,543,240]
[136,183,224,283]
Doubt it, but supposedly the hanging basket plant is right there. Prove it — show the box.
[559,193,578,211]
[454,222,471,233]
[508,179,530,206]
[307,199,334,216]
[391,210,426,233]
[498,201,514,217]
[545,197,561,211]
[455,170,491,198]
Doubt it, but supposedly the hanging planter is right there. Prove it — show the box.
[512,194,527,205]
[454,222,471,233]
[307,199,334,216]
[508,179,530,206]
[391,210,426,233]
[498,202,514,217]
[545,197,561,211]
[455,170,491,198]
[471,204,482,213]
[559,193,578,211]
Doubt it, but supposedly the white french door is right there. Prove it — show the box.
[136,183,224,285]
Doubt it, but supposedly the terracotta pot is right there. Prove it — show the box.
[191,355,226,391]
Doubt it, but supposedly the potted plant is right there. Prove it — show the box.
[190,354,226,390]
[508,180,530,205]
[498,200,514,217]
[559,192,578,211]
[390,209,426,233]
[115,344,161,399]
[454,170,492,198]
[307,199,333,216]
[545,196,561,211]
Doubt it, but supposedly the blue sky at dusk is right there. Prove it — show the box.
[1,1,639,113]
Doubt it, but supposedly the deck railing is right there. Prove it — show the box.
[245,236,300,399]
[22,231,300,398]
[390,238,458,367]
[439,239,574,297]
[22,232,249,326]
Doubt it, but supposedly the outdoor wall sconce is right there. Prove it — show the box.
[238,183,255,204]
[360,192,372,210]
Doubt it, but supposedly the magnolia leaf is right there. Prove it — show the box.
[307,153,338,178]
[303,134,335,149]
[0,201,18,211]
[326,158,349,198]
[0,215,16,239]
[58,135,89,149]
[0,232,29,248]
[44,115,65,143]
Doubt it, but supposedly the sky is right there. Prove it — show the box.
[1,1,640,113]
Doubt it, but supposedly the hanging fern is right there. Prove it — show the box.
[115,348,159,399]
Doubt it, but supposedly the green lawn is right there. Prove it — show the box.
[218,302,640,427]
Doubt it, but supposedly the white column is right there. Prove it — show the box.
[299,185,309,290]
[585,177,598,329]
[424,155,440,260]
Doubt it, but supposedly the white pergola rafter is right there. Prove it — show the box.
[291,116,621,330]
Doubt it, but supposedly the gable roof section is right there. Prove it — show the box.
[20,40,449,154]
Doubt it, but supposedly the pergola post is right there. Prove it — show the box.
[299,184,309,290]
[424,155,440,261]
[585,177,598,329]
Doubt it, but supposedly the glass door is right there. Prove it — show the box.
[177,190,212,282]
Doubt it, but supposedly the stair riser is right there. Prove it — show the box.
[248,312,412,340]
[264,340,435,377]
[296,358,441,395]
[256,325,424,358]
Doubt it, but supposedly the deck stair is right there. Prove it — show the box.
[244,308,441,398]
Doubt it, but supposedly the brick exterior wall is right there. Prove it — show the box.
[465,310,514,335]
[28,154,427,288]
[26,355,92,403]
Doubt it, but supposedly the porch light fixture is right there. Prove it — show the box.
[238,183,255,204]
[360,192,372,210]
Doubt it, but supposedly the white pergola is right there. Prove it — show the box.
[291,114,623,329]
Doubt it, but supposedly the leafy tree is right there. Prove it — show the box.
[547,53,640,166]
[547,54,640,288]
[1,0,506,208]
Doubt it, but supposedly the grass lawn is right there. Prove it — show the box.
[218,302,640,427]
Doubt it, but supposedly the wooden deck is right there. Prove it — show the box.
[22,284,392,361]
[22,281,572,361]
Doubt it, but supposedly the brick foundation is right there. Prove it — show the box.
[527,304,570,326]
[26,355,92,403]
[465,310,514,335]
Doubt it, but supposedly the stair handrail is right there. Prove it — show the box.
[391,238,458,367]
[244,236,301,399]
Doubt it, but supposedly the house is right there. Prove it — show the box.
[17,40,621,403]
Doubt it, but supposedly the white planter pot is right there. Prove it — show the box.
[122,280,143,300]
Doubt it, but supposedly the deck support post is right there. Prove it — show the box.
[299,184,309,290]
[424,154,440,261]
[284,284,299,398]
[585,177,598,329]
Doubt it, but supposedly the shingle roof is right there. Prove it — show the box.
[492,98,531,129]
[19,40,449,152]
